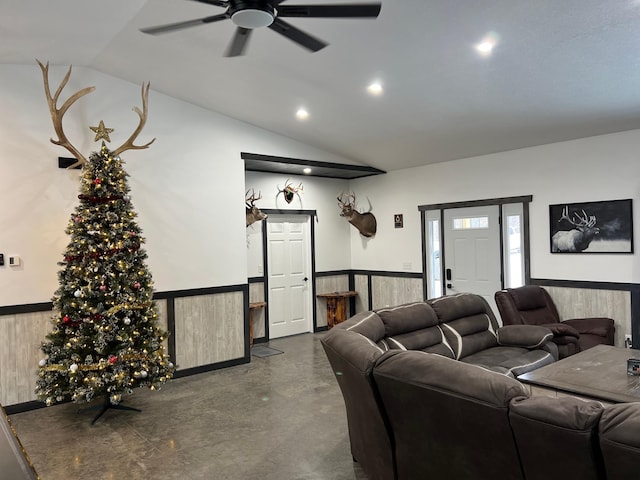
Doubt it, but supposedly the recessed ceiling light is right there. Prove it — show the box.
[475,32,499,56]
[367,82,383,95]
[303,167,312,174]
[296,108,309,120]
[476,41,494,54]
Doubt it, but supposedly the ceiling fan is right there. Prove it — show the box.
[140,0,382,57]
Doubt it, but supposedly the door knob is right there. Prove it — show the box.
[303,277,308,282]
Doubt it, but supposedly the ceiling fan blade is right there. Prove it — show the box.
[277,3,381,18]
[140,14,228,35]
[189,0,228,6]
[225,27,252,57]
[268,18,327,52]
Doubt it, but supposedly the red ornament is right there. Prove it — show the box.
[134,282,141,289]
[62,315,70,324]
[74,216,82,223]
[108,356,117,364]
[93,178,102,185]
[99,285,107,291]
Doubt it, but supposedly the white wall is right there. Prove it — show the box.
[2,63,640,309]
[0,64,356,306]
[351,129,640,283]
[245,171,351,277]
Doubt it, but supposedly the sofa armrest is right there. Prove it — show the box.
[563,318,614,337]
[496,325,553,349]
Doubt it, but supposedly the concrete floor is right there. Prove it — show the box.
[10,333,368,480]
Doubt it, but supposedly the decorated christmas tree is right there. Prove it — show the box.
[35,61,174,416]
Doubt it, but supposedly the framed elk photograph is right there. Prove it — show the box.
[549,199,633,254]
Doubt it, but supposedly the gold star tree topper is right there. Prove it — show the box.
[89,120,114,142]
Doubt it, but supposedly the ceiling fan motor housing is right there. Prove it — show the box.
[229,0,276,28]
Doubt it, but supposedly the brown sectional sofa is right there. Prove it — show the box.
[321,292,557,480]
[322,292,640,480]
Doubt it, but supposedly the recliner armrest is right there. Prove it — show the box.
[496,325,553,349]
[541,322,580,339]
[563,318,614,337]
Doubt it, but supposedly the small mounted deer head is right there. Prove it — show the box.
[246,189,268,227]
[278,179,303,204]
[37,60,155,169]
[337,192,377,238]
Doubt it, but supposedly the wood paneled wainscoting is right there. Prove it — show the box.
[0,284,250,412]
[250,270,424,337]
[315,270,423,326]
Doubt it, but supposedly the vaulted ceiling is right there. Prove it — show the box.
[4,0,640,172]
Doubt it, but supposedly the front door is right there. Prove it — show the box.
[266,215,312,338]
[443,206,501,313]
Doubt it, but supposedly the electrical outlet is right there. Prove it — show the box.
[625,334,632,348]
[0,253,4,266]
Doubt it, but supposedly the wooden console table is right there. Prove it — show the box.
[249,301,266,346]
[317,291,358,329]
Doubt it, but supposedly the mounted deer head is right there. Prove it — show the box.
[337,192,377,238]
[37,60,155,169]
[246,189,268,227]
[552,206,600,252]
[278,179,303,204]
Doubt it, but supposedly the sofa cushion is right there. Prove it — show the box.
[375,302,438,336]
[461,347,554,376]
[429,292,496,323]
[509,396,605,480]
[428,293,508,360]
[440,315,498,359]
[376,302,456,357]
[496,325,553,348]
[384,326,454,357]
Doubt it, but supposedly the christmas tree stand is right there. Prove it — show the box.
[84,395,142,425]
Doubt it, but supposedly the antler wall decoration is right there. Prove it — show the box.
[37,60,95,168]
[37,60,155,167]
[277,179,303,204]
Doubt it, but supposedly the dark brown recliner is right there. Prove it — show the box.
[495,285,614,359]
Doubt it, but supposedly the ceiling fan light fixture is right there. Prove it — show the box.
[231,9,275,29]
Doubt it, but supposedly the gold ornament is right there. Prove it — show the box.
[89,120,114,142]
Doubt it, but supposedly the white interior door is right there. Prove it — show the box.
[266,215,312,339]
[444,206,501,314]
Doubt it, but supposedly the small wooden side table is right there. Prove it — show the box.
[317,291,358,329]
[249,301,266,346]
